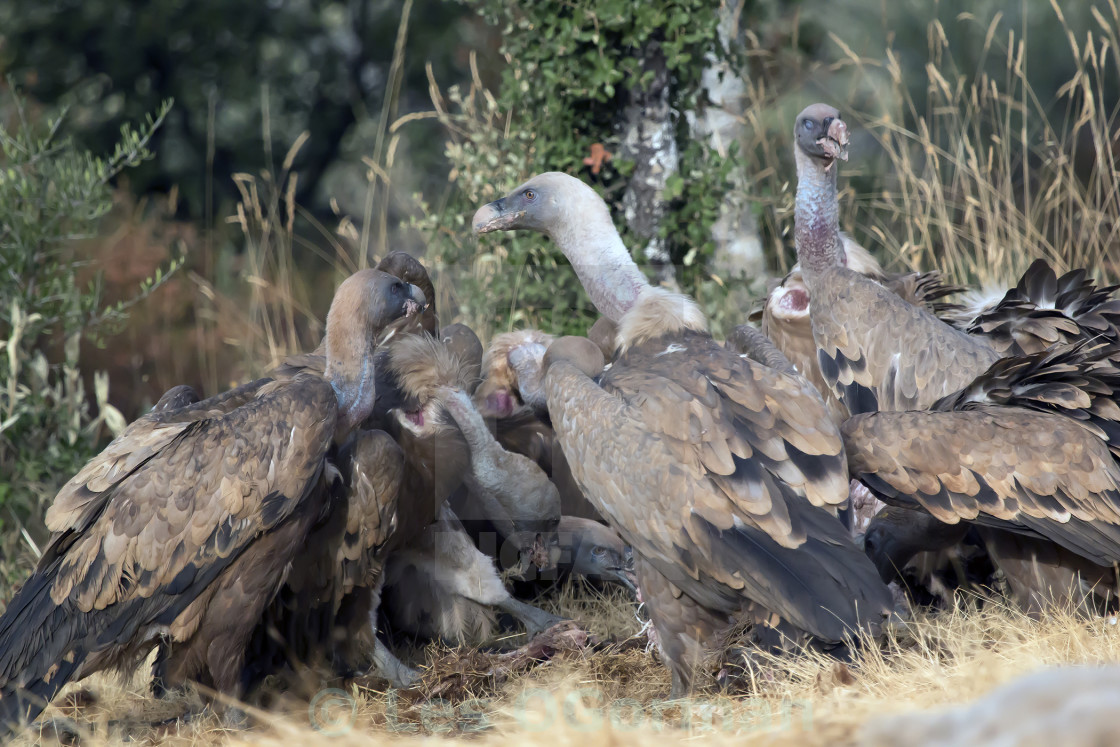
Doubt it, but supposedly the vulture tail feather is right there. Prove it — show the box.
[0,564,91,737]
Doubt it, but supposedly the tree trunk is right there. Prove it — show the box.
[619,39,680,287]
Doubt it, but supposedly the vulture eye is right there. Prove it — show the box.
[801,119,814,131]
[591,546,607,560]
[390,281,404,296]
[523,189,536,201]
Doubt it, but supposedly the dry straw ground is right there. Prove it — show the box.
[11,584,1120,746]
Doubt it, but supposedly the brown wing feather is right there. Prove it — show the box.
[813,266,999,414]
[0,373,336,708]
[964,260,1120,355]
[844,407,1120,564]
[546,330,891,643]
[48,374,336,612]
[45,378,269,537]
[335,430,404,596]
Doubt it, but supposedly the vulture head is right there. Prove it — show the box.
[439,323,484,395]
[325,269,427,434]
[384,333,476,438]
[377,251,438,334]
[151,384,201,413]
[471,173,584,237]
[473,172,648,324]
[795,103,849,168]
[557,517,636,594]
[862,506,969,584]
[474,329,555,418]
[541,336,607,381]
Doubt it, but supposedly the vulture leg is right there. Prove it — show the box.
[364,575,420,689]
[635,557,732,699]
[370,637,421,689]
[495,597,565,638]
[978,528,1116,616]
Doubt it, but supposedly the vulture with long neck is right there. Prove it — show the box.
[792,103,1001,416]
[472,329,603,522]
[439,384,562,573]
[0,269,426,736]
[797,103,1120,612]
[473,172,893,697]
[370,331,567,646]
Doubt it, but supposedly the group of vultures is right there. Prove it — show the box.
[3,103,1120,737]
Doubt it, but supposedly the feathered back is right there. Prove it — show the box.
[933,341,1120,454]
[964,259,1120,355]
[386,334,477,404]
[616,285,708,354]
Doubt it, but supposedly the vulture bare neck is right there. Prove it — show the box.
[546,190,648,322]
[794,148,999,413]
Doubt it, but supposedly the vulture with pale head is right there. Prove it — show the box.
[473,172,893,696]
[792,103,1001,416]
[469,328,603,523]
[0,269,426,736]
[795,103,1120,612]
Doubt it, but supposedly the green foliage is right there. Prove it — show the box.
[414,0,735,336]
[0,0,473,215]
[0,91,179,542]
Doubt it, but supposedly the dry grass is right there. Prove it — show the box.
[12,588,1120,746]
[743,0,1120,290]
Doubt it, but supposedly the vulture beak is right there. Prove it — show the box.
[606,565,638,596]
[404,283,427,317]
[818,118,850,165]
[473,197,525,234]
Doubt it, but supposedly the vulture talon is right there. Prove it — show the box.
[496,597,567,639]
[369,638,421,690]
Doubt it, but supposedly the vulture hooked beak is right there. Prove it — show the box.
[403,283,427,317]
[473,197,524,234]
[606,564,638,595]
[819,118,849,166]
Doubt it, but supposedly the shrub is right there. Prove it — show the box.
[0,91,177,569]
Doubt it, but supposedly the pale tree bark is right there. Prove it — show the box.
[619,39,680,287]
[687,7,765,295]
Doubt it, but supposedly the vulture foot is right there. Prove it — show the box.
[715,646,776,694]
[368,637,421,689]
[497,597,566,638]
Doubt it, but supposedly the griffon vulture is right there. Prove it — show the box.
[473,172,893,696]
[845,342,1120,613]
[792,103,1001,416]
[0,270,425,735]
